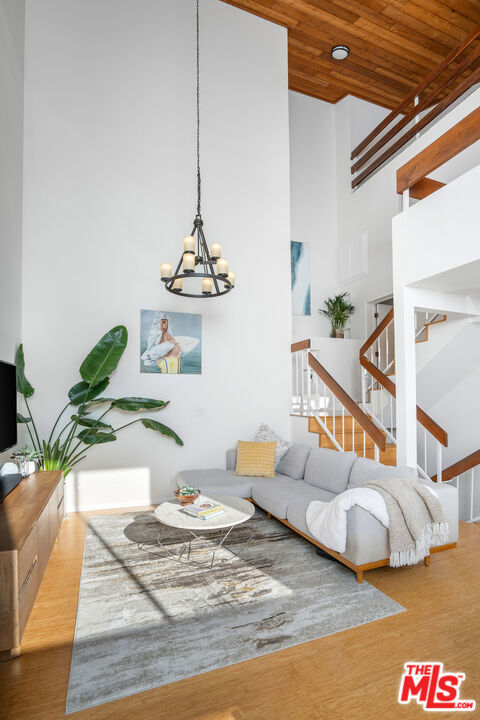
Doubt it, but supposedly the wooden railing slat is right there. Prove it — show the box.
[352,63,480,189]
[431,449,480,483]
[351,41,480,175]
[350,24,480,161]
[360,308,394,356]
[308,353,386,452]
[396,106,480,195]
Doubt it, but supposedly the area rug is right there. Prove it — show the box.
[66,509,404,713]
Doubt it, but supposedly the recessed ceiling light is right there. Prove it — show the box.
[331,45,350,60]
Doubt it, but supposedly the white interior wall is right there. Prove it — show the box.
[0,0,25,465]
[289,91,338,340]
[22,0,292,511]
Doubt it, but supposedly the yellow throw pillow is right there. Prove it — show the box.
[235,441,276,478]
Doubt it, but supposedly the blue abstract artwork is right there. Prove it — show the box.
[291,241,311,316]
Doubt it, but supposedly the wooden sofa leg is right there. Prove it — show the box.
[356,570,364,584]
[424,555,431,567]
[267,512,271,519]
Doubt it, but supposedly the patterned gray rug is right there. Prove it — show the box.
[66,509,404,713]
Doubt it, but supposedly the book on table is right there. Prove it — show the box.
[182,500,224,519]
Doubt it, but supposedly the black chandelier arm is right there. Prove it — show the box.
[198,225,220,293]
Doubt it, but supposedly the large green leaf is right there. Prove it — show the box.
[68,378,110,406]
[141,418,183,446]
[17,413,32,424]
[77,428,117,445]
[15,345,34,398]
[112,397,169,412]
[71,415,113,430]
[79,326,128,386]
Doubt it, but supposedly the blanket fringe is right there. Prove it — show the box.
[389,521,449,567]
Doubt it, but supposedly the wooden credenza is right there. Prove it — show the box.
[0,471,64,661]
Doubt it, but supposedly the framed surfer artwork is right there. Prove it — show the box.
[140,310,202,374]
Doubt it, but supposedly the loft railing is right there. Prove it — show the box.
[397,105,480,204]
[359,310,448,482]
[351,25,480,190]
[291,340,386,460]
[432,450,480,523]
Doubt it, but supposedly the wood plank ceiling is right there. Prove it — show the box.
[220,0,480,109]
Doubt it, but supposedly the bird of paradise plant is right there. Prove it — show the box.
[16,325,183,476]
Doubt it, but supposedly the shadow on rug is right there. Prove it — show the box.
[66,508,404,713]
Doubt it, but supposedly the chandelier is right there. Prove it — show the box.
[161,0,235,298]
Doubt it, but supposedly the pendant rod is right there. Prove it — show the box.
[196,0,201,217]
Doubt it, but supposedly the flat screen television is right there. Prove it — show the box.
[0,360,17,452]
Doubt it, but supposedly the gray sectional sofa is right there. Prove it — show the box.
[175,444,458,582]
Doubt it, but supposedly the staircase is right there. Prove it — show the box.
[308,416,397,465]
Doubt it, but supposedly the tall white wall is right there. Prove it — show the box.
[22,0,292,510]
[289,91,337,340]
[0,0,24,464]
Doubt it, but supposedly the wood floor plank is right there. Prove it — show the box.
[0,508,478,720]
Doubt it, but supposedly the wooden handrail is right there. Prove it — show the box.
[352,62,480,189]
[308,353,386,452]
[431,449,480,483]
[351,24,480,161]
[291,339,311,353]
[397,106,480,195]
[360,355,448,448]
[360,308,394,357]
[352,41,480,175]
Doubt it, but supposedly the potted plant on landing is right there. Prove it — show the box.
[15,325,183,476]
[318,292,355,338]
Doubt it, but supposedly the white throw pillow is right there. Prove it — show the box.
[255,423,293,469]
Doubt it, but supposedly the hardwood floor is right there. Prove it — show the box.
[1,508,479,720]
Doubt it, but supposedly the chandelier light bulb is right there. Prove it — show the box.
[210,243,221,260]
[161,263,172,280]
[184,235,195,254]
[183,253,195,273]
[202,278,213,295]
[227,271,235,287]
[217,258,228,277]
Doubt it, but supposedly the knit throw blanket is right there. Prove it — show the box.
[365,477,449,567]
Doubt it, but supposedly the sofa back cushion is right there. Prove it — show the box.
[347,456,418,489]
[304,448,357,494]
[276,444,311,480]
[226,448,237,471]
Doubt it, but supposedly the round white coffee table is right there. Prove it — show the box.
[154,495,255,566]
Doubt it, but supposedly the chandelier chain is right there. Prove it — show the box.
[196,0,201,216]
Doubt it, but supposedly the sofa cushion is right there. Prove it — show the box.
[347,457,418,489]
[276,444,311,480]
[286,500,313,537]
[175,469,254,499]
[226,448,237,471]
[255,423,293,468]
[252,478,335,519]
[303,447,357,494]
[235,441,276,477]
